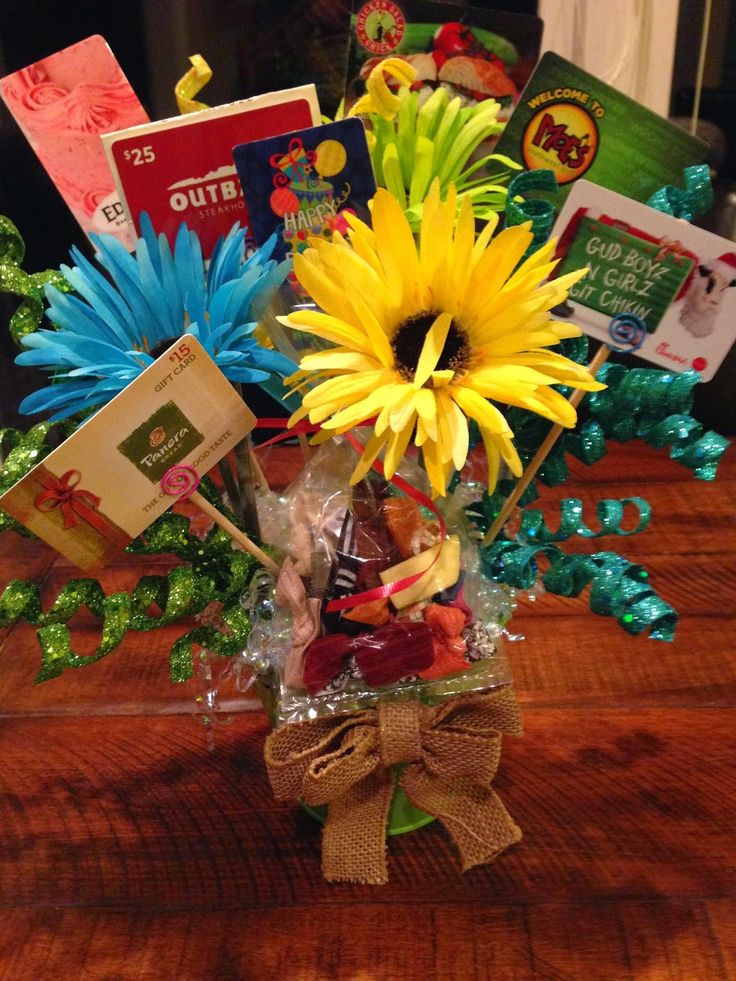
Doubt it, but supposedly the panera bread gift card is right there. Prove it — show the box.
[0,336,255,570]
[233,117,376,260]
[346,0,542,115]
[495,53,707,204]
[102,85,321,257]
[0,35,149,248]
[549,181,736,381]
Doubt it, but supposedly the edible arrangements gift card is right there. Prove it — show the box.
[233,118,376,260]
[102,85,321,257]
[346,0,542,114]
[549,181,736,381]
[494,53,707,204]
[0,35,149,248]
[0,336,255,570]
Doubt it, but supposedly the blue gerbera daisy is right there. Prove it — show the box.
[17,215,295,422]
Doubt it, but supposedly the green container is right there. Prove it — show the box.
[300,766,436,835]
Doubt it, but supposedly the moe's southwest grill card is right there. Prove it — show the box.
[0,336,256,570]
[346,0,543,118]
[549,181,736,381]
[102,85,321,257]
[0,35,149,248]
[494,53,707,204]
[233,118,376,260]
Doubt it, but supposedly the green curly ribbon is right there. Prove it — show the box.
[515,496,650,543]
[0,522,258,683]
[646,164,713,222]
[504,170,558,254]
[473,491,650,543]
[0,423,63,535]
[481,542,676,640]
[0,431,262,681]
[588,365,729,480]
[0,215,70,343]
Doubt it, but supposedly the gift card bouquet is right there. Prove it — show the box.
[0,48,730,887]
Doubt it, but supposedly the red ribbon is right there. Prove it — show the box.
[34,470,110,536]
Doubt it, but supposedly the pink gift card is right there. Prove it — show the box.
[0,35,149,249]
[102,85,321,258]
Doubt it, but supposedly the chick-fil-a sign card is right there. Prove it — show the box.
[0,336,255,570]
[549,181,736,380]
[102,85,321,257]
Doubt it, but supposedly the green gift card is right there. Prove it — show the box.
[495,52,707,204]
[556,217,695,332]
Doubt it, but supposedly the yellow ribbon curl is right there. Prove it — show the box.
[175,54,212,114]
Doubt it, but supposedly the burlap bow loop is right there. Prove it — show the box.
[265,687,523,884]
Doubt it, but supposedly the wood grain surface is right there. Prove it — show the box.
[0,440,734,980]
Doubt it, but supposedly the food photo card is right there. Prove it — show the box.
[494,52,707,204]
[0,336,256,570]
[345,0,543,118]
[549,181,736,381]
[102,85,321,257]
[233,117,376,260]
[0,35,149,248]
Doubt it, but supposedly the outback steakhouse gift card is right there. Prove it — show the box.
[102,85,321,257]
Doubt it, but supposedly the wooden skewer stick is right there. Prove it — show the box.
[248,448,270,491]
[482,344,612,547]
[161,465,280,577]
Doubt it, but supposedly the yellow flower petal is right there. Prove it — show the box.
[414,312,452,388]
[350,429,391,484]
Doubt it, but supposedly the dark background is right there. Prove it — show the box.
[0,0,733,433]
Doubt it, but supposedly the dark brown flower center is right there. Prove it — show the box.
[148,337,180,360]
[391,311,470,382]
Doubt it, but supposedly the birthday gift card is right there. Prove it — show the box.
[0,35,149,248]
[233,118,376,260]
[0,336,256,570]
[346,0,543,117]
[102,85,321,257]
[494,53,707,204]
[549,181,736,381]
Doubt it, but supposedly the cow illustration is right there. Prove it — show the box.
[679,253,736,338]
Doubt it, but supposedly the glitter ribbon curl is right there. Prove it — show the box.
[503,169,558,254]
[645,164,713,222]
[481,542,677,640]
[0,473,261,682]
[0,215,70,344]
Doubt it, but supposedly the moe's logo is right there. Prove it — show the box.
[521,90,603,185]
[118,401,204,483]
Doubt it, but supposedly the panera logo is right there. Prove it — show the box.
[118,401,204,482]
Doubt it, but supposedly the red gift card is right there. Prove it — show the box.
[102,85,321,256]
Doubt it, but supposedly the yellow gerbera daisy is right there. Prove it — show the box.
[281,183,605,497]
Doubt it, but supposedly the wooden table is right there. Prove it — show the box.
[0,440,734,980]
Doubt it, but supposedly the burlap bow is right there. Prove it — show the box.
[265,686,523,884]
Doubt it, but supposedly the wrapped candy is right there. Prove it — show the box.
[250,434,516,724]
